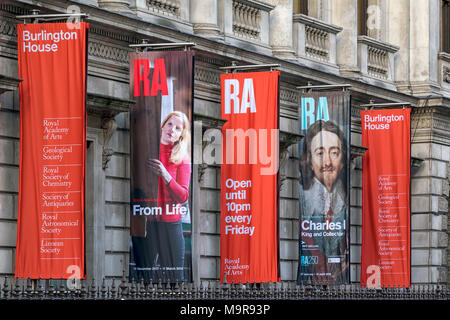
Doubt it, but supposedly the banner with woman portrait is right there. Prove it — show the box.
[129,50,194,284]
[297,91,350,285]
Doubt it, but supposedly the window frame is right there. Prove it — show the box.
[358,0,369,36]
[442,0,450,53]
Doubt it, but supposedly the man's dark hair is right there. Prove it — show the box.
[299,120,348,190]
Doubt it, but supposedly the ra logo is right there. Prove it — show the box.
[301,97,330,130]
[223,78,256,114]
[133,58,168,97]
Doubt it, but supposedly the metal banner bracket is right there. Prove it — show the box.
[360,101,412,110]
[16,9,89,25]
[219,62,281,73]
[129,41,196,52]
[296,83,352,93]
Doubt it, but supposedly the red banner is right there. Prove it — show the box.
[220,71,280,283]
[360,108,411,287]
[15,22,88,279]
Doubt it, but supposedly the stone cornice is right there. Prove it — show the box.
[0,2,30,16]
[194,65,221,86]
[4,0,441,110]
[0,75,22,94]
[350,145,367,160]
[88,40,131,65]
[293,14,343,34]
[87,92,133,118]
[279,130,303,149]
[279,86,299,106]
[438,52,450,63]
[193,113,227,130]
[234,0,276,12]
[357,36,400,54]
[410,105,450,145]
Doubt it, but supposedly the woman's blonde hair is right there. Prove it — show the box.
[161,111,191,164]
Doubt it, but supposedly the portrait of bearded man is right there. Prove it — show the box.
[298,119,349,284]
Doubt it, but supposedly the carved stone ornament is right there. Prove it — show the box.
[444,66,450,83]
[279,130,304,190]
[193,113,228,183]
[101,118,118,170]
[86,93,133,170]
[350,144,368,160]
[411,156,424,168]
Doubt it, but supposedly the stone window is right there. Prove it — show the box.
[442,0,450,53]
[357,0,387,41]
[294,0,308,15]
[358,0,368,36]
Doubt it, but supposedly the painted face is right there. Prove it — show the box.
[309,130,344,191]
[161,115,184,145]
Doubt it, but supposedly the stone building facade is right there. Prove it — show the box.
[0,0,449,285]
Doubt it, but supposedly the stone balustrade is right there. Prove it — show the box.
[357,36,399,83]
[304,25,329,61]
[148,0,180,16]
[232,0,262,39]
[293,14,342,67]
[367,45,388,77]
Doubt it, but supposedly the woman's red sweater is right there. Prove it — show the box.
[156,143,191,222]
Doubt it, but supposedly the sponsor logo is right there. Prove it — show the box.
[328,257,341,264]
[301,256,318,266]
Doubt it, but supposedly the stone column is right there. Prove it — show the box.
[0,82,19,277]
[410,103,450,284]
[408,0,441,96]
[331,0,360,78]
[387,0,411,94]
[98,0,132,13]
[85,130,106,284]
[101,118,118,170]
[267,0,296,60]
[190,0,221,39]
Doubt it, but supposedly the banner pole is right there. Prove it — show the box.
[296,84,352,92]
[17,11,89,24]
[129,42,196,52]
[360,102,412,110]
[219,63,281,73]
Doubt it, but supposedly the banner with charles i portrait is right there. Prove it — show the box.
[297,90,350,285]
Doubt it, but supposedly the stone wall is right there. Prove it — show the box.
[0,90,19,276]
[410,105,450,283]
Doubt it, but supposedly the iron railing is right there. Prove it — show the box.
[0,276,448,300]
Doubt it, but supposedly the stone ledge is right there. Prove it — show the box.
[0,75,22,95]
[87,92,133,119]
[235,0,275,12]
[438,52,450,63]
[357,36,399,54]
[293,14,343,34]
